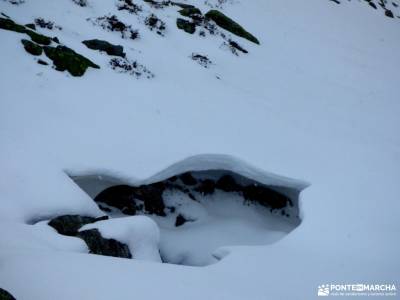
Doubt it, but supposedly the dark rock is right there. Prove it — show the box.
[196,179,215,195]
[95,183,166,216]
[179,172,197,186]
[132,182,166,216]
[171,2,195,9]
[176,18,196,34]
[378,0,386,8]
[191,53,212,68]
[109,57,154,78]
[117,0,143,14]
[72,0,87,6]
[52,37,60,43]
[34,18,61,30]
[94,185,137,215]
[37,59,48,65]
[48,215,108,236]
[43,45,100,76]
[175,214,187,227]
[25,23,36,30]
[0,17,52,45]
[179,7,202,18]
[0,288,16,300]
[82,39,125,57]
[121,207,136,215]
[21,39,43,56]
[143,0,170,9]
[94,15,139,40]
[78,229,132,258]
[385,9,394,17]
[367,1,377,9]
[26,30,52,45]
[167,175,178,182]
[243,184,289,209]
[6,0,25,4]
[0,17,29,33]
[205,10,259,44]
[229,40,248,53]
[216,175,241,192]
[145,14,166,36]
[98,204,112,212]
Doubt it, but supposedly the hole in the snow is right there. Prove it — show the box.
[69,164,307,267]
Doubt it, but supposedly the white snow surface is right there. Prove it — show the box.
[156,189,296,266]
[0,0,399,299]
[81,216,162,262]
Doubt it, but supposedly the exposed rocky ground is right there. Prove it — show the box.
[93,171,295,217]
[331,0,400,18]
[1,0,262,78]
[3,0,396,81]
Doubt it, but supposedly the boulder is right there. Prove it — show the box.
[176,18,196,34]
[215,175,241,192]
[385,9,394,18]
[43,45,100,76]
[94,185,137,215]
[204,10,259,44]
[25,23,36,30]
[132,182,166,216]
[78,229,132,258]
[0,17,27,33]
[82,39,125,57]
[171,2,196,9]
[179,172,197,186]
[21,39,43,56]
[175,214,187,227]
[368,1,377,9]
[243,184,289,209]
[0,289,16,300]
[37,59,48,65]
[0,17,51,45]
[195,179,215,195]
[26,30,52,45]
[229,40,248,54]
[48,215,108,236]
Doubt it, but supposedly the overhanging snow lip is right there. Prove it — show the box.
[66,153,310,192]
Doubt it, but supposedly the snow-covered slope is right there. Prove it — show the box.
[0,0,399,299]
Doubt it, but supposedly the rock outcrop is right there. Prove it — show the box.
[82,39,125,57]
[48,215,108,236]
[205,10,259,44]
[78,229,132,258]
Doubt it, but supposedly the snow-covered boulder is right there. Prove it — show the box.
[78,228,132,259]
[81,216,161,262]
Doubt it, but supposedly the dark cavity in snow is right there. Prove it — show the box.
[70,168,304,266]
